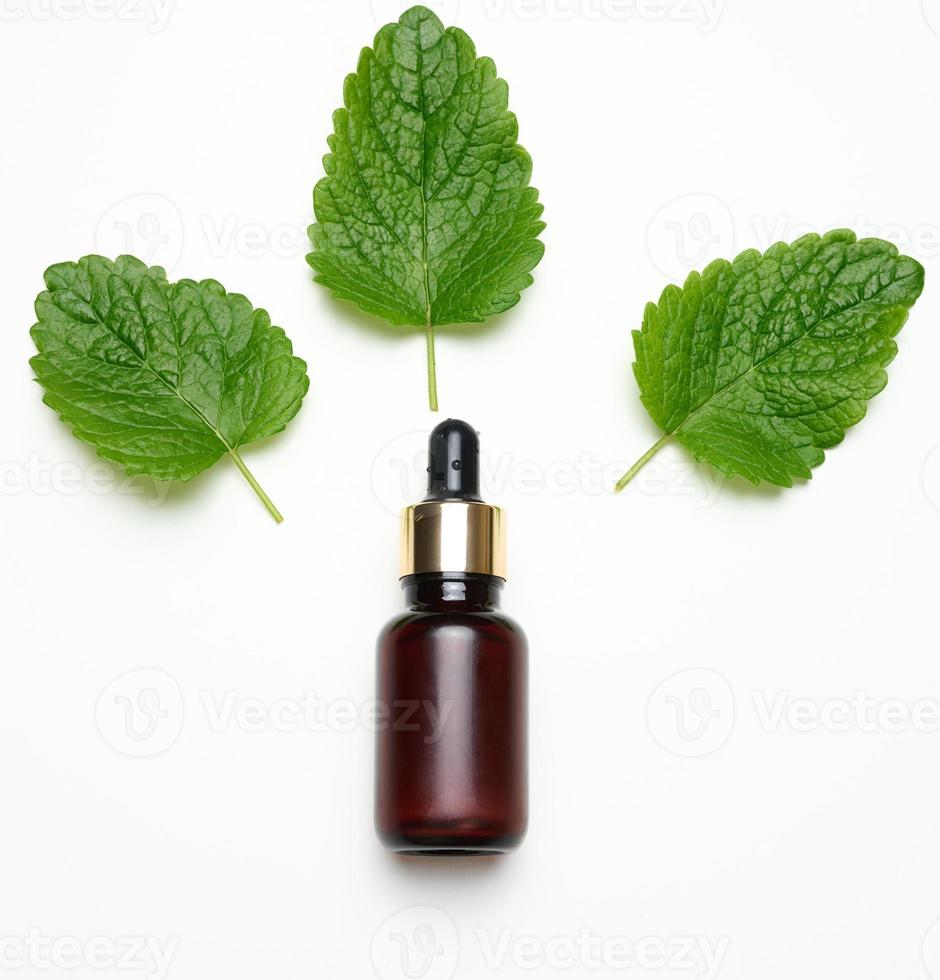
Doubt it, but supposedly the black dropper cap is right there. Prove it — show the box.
[424,419,482,502]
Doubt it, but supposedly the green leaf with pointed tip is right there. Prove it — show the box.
[618,231,925,491]
[30,255,309,522]
[307,4,545,410]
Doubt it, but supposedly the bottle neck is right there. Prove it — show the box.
[401,573,503,612]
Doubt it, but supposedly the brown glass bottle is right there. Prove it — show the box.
[374,421,528,855]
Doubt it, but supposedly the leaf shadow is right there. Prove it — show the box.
[49,437,199,514]
[155,425,310,516]
[619,393,793,502]
[46,422,310,520]
[714,472,789,500]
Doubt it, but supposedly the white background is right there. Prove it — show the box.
[2,1,940,978]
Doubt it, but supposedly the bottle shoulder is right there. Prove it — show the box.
[377,607,527,647]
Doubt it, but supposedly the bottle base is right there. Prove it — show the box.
[377,819,526,856]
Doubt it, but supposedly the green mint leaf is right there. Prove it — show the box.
[30,255,310,522]
[618,230,925,490]
[307,4,545,410]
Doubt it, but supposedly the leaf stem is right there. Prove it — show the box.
[425,322,438,412]
[228,449,284,523]
[614,434,673,493]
